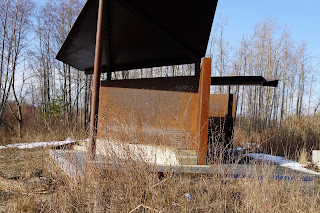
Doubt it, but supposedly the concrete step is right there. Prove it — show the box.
[176,149,198,165]
[76,140,197,165]
[77,140,88,146]
[71,145,87,152]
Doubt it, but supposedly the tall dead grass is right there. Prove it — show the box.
[3,143,319,212]
[234,115,320,161]
[7,159,319,212]
[1,115,320,212]
[0,122,86,146]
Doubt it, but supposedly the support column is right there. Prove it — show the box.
[88,0,105,161]
[224,85,233,149]
[196,58,211,165]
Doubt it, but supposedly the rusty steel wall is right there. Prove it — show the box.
[209,94,236,118]
[96,58,213,165]
[97,77,199,149]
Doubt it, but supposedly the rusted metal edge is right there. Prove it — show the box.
[100,76,199,93]
[196,58,211,165]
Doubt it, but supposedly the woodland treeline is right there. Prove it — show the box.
[0,0,319,136]
[0,0,87,135]
[208,18,319,131]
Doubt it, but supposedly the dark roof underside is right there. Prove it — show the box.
[211,76,279,87]
[56,0,218,73]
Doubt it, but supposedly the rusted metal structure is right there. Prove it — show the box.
[56,0,278,166]
[207,77,278,158]
[56,0,216,72]
[208,92,236,151]
[96,59,212,165]
[56,0,219,165]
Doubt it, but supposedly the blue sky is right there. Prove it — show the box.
[211,0,320,106]
[212,0,320,59]
[35,0,320,61]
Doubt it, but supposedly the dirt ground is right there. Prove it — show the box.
[0,148,64,212]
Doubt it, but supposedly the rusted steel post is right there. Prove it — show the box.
[196,58,211,165]
[195,61,201,78]
[88,0,105,161]
[224,85,233,149]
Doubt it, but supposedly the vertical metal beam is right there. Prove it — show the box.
[195,61,201,78]
[196,58,211,165]
[88,0,105,161]
[107,71,111,80]
[105,0,111,80]
[225,85,233,149]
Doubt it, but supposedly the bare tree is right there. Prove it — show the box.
[0,0,34,135]
[32,0,85,127]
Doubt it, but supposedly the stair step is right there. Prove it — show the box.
[176,149,198,165]
[71,145,87,152]
[77,140,88,146]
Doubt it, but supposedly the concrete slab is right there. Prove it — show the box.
[49,149,87,178]
[312,150,320,169]
[96,139,198,166]
[71,145,87,152]
[49,149,320,183]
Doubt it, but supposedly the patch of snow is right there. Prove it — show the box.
[0,138,76,149]
[245,153,320,176]
[65,137,73,142]
[6,143,29,148]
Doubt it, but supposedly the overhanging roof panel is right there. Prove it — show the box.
[56,0,218,72]
[211,76,279,87]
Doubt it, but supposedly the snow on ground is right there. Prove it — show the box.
[0,137,76,149]
[245,153,320,175]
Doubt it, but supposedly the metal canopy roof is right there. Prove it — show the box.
[56,0,218,73]
[211,76,279,87]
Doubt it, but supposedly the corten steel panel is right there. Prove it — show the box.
[100,76,199,92]
[232,94,236,118]
[195,58,211,165]
[209,94,236,118]
[97,77,199,149]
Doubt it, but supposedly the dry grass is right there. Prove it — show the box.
[0,147,319,212]
[0,119,87,146]
[1,116,320,212]
[234,115,320,161]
